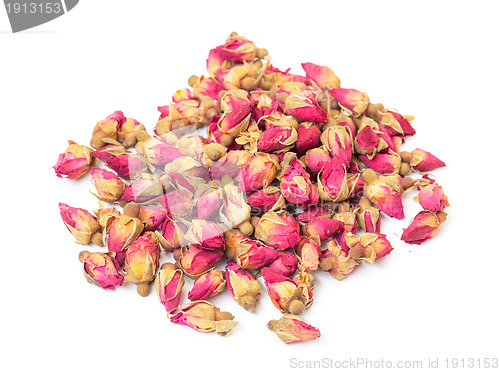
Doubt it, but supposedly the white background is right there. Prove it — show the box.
[1,1,499,371]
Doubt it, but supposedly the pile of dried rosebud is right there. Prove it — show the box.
[54,33,448,344]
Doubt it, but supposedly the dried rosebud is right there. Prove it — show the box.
[158,190,194,218]
[247,186,286,214]
[220,176,252,228]
[239,152,280,193]
[267,251,298,277]
[279,157,319,208]
[267,314,321,344]
[90,168,126,203]
[345,233,394,263]
[210,150,252,180]
[135,136,183,168]
[195,183,223,220]
[107,214,144,254]
[304,147,331,174]
[321,125,353,166]
[80,251,124,289]
[218,88,256,137]
[233,239,279,270]
[122,233,160,288]
[304,216,344,242]
[416,182,449,212]
[54,141,93,180]
[137,205,167,231]
[90,111,125,149]
[256,123,298,153]
[362,169,404,220]
[295,122,322,154]
[285,89,328,123]
[185,219,225,250]
[59,203,99,245]
[178,246,224,278]
[296,236,321,272]
[254,211,302,251]
[206,47,229,77]
[319,240,358,280]
[261,267,313,315]
[158,216,186,251]
[301,62,340,90]
[401,210,446,245]
[329,88,369,117]
[386,111,416,136]
[332,203,358,252]
[188,269,226,301]
[356,197,381,233]
[401,148,446,172]
[170,300,238,336]
[225,260,261,312]
[317,156,350,202]
[215,33,258,62]
[117,117,146,148]
[91,144,146,180]
[354,125,381,156]
[359,152,401,175]
[120,175,164,204]
[155,262,185,313]
[192,75,224,101]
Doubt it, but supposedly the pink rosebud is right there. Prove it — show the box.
[170,300,238,336]
[239,153,280,194]
[81,251,124,290]
[117,117,145,148]
[265,64,310,87]
[254,211,302,251]
[387,111,416,136]
[210,150,252,179]
[285,89,328,123]
[214,34,257,62]
[266,251,298,277]
[107,214,144,254]
[159,216,186,251]
[329,88,369,117]
[280,157,318,207]
[207,48,229,77]
[218,88,256,137]
[319,240,358,280]
[135,136,183,168]
[137,205,167,231]
[59,203,99,245]
[188,269,226,301]
[404,148,446,172]
[195,184,223,220]
[304,216,344,242]
[257,124,298,153]
[225,260,261,311]
[301,62,341,90]
[90,168,126,203]
[267,314,321,344]
[192,76,224,101]
[54,141,93,180]
[90,111,124,149]
[185,219,225,250]
[122,233,160,285]
[317,156,350,202]
[220,177,252,229]
[321,125,353,166]
[304,147,331,174]
[120,175,164,204]
[296,236,322,272]
[416,182,449,212]
[356,197,381,233]
[178,246,224,278]
[363,170,404,220]
[345,233,393,263]
[359,152,401,175]
[401,211,446,245]
[91,144,146,180]
[158,190,194,218]
[295,123,322,154]
[247,187,285,214]
[155,262,185,313]
[234,240,279,270]
[354,125,380,156]
[261,267,313,315]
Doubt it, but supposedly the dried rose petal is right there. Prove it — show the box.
[54,141,93,180]
[267,314,320,344]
